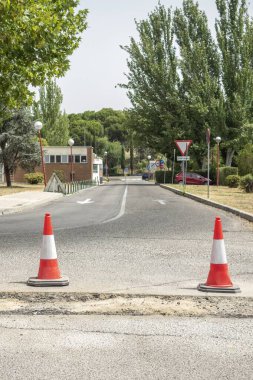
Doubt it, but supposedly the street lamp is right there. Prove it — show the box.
[104,151,108,179]
[147,155,151,180]
[68,138,74,182]
[34,121,46,187]
[215,136,221,187]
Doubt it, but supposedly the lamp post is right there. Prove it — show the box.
[147,155,151,180]
[215,136,221,187]
[34,121,46,187]
[68,138,74,182]
[104,151,108,179]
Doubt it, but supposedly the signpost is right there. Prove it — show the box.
[175,140,192,191]
[206,129,211,198]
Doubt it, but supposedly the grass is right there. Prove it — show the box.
[0,183,44,196]
[167,184,253,215]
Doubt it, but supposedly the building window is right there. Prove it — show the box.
[81,155,87,163]
[50,155,55,163]
[93,164,98,173]
[44,155,50,163]
[56,155,61,163]
[75,155,80,163]
[68,155,73,163]
[61,155,68,163]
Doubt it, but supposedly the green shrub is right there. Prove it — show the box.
[225,175,240,188]
[24,172,44,184]
[219,167,238,186]
[237,144,253,176]
[53,170,65,183]
[155,171,173,183]
[240,174,253,193]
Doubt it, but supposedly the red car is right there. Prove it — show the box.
[175,172,212,185]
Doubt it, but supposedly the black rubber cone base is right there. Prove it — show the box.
[27,276,69,287]
[197,283,241,293]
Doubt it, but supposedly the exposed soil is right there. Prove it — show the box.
[0,293,252,318]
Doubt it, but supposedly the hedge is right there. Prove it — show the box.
[240,174,253,193]
[219,167,238,186]
[225,175,240,188]
[155,171,173,183]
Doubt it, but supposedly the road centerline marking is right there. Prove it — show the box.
[102,186,128,224]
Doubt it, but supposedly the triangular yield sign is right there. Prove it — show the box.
[175,140,192,156]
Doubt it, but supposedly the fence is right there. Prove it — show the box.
[64,180,97,195]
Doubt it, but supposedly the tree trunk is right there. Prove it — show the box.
[225,148,235,167]
[130,137,134,175]
[4,164,12,187]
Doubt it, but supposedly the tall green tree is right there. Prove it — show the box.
[35,80,69,145]
[120,4,184,155]
[0,109,40,187]
[174,0,224,166]
[215,0,253,165]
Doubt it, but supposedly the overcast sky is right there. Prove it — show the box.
[57,0,253,114]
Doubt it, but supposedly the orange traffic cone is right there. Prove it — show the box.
[198,217,240,293]
[27,213,69,286]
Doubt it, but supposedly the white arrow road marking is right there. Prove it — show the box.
[153,200,166,205]
[77,198,94,205]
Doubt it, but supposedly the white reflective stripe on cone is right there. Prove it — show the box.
[40,235,57,260]
[210,239,227,264]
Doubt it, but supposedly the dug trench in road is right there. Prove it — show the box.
[0,178,252,315]
[0,292,252,318]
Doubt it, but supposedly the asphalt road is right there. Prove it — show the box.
[0,177,252,294]
[0,315,252,380]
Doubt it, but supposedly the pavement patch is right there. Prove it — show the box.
[0,293,252,318]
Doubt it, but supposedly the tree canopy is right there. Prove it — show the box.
[0,0,87,116]
[121,0,253,165]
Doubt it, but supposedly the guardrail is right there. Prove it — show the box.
[64,180,97,195]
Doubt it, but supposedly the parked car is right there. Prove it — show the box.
[142,173,149,180]
[175,172,212,185]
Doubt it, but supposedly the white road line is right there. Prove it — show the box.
[102,186,128,224]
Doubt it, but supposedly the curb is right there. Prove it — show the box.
[160,184,253,223]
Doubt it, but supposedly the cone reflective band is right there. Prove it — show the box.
[198,217,240,293]
[27,213,69,287]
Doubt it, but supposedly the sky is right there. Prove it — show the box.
[57,0,253,114]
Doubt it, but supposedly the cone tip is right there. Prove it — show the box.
[43,213,53,235]
[213,216,223,240]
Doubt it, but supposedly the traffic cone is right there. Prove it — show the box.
[198,217,240,293]
[27,213,69,286]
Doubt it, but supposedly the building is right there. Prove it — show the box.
[9,146,103,184]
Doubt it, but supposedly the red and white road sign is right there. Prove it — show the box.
[175,140,192,156]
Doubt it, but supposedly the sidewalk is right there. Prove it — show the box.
[0,191,63,215]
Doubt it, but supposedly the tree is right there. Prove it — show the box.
[0,1,87,117]
[215,0,253,165]
[120,4,185,156]
[34,80,69,145]
[0,109,41,187]
[174,0,224,166]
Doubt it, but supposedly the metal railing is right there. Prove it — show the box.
[64,180,97,195]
